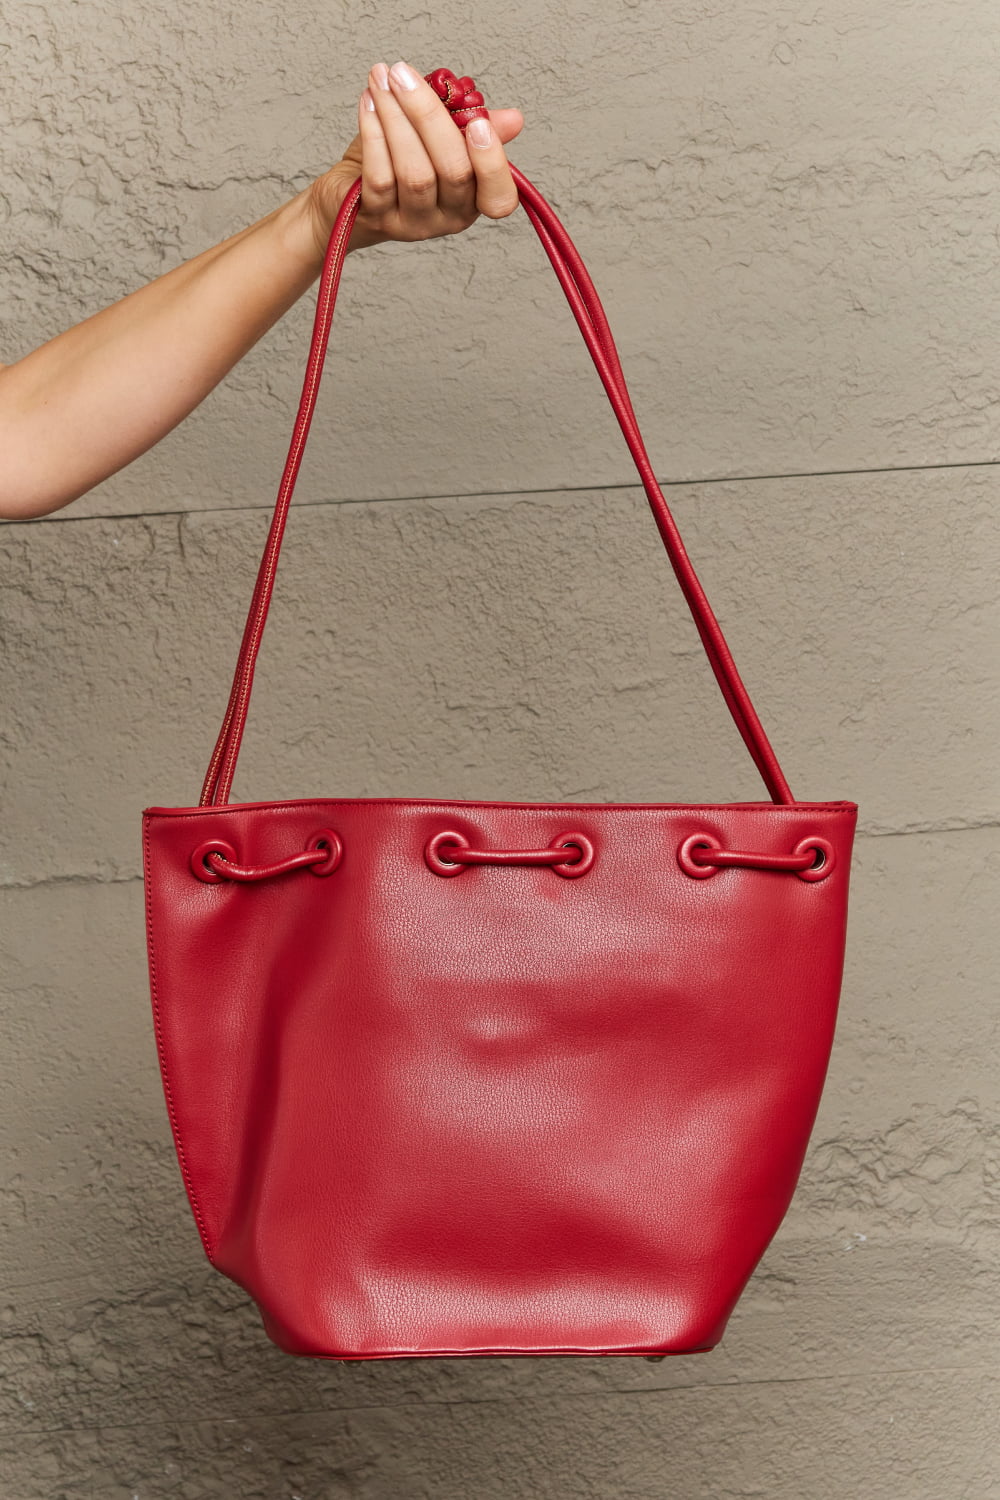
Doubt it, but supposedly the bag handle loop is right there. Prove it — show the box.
[199,68,793,808]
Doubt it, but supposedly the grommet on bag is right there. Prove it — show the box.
[306,828,344,876]
[425,829,471,877]
[191,838,239,883]
[792,835,835,882]
[549,831,595,878]
[678,832,722,879]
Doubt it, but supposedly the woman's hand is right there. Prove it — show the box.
[305,60,525,258]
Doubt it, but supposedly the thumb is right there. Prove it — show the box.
[485,108,525,146]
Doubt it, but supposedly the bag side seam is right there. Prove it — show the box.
[142,813,218,1265]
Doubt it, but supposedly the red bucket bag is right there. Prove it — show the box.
[141,68,857,1361]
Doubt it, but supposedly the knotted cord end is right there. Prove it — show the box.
[424,67,490,131]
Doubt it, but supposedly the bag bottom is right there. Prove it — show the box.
[258,1305,720,1361]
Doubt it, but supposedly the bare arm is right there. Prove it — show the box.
[0,60,523,520]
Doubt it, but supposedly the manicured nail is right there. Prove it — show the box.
[389,60,419,90]
[371,62,390,91]
[466,118,492,148]
[361,89,375,112]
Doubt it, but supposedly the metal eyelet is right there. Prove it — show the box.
[677,832,721,879]
[190,838,239,883]
[425,829,471,877]
[792,835,835,882]
[306,828,344,876]
[549,831,595,879]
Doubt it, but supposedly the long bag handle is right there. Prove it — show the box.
[199,69,794,809]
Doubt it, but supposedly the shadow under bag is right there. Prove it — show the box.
[141,67,858,1361]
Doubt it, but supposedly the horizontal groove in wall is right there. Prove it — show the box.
[10,455,1000,528]
[1,1361,995,1439]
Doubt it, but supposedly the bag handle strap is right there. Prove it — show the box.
[199,68,793,807]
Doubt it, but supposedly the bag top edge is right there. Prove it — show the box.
[142,797,859,818]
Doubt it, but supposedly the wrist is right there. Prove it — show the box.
[276,189,332,276]
[280,174,379,268]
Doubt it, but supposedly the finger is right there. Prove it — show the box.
[463,114,521,220]
[357,88,397,214]
[369,61,442,216]
[384,59,482,213]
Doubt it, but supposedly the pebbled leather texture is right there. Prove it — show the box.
[141,67,859,1360]
[143,797,856,1358]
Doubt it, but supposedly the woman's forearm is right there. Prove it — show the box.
[0,186,351,521]
[0,59,524,521]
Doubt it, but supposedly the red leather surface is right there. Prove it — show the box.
[143,797,856,1358]
[141,67,859,1359]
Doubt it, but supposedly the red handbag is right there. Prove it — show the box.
[141,68,857,1361]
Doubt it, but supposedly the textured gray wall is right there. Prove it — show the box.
[2,1,999,1496]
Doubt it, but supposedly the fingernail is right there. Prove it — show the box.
[466,118,492,148]
[389,60,419,90]
[361,89,375,112]
[371,62,390,91]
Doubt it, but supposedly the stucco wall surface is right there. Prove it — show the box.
[2,0,999,1496]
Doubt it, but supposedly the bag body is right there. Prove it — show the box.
[141,69,857,1360]
[143,795,854,1359]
